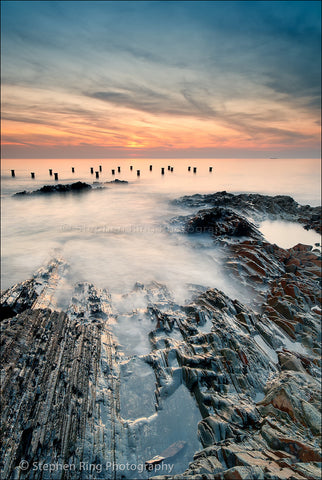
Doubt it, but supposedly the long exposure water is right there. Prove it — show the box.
[1,158,321,301]
[1,156,321,477]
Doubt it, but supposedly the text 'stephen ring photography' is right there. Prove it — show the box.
[1,1,321,480]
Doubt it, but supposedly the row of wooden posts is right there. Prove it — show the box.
[10,165,213,180]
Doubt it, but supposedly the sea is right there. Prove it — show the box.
[1,158,321,304]
[1,156,321,477]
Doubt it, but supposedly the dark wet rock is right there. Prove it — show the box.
[185,207,262,239]
[175,191,321,233]
[104,179,128,184]
[0,258,69,320]
[14,181,92,196]
[1,268,116,480]
[0,279,37,320]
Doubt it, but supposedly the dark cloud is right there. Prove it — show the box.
[88,87,200,118]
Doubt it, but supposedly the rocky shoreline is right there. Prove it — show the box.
[174,191,321,233]
[1,192,321,480]
[14,179,128,196]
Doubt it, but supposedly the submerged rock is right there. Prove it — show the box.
[104,179,128,184]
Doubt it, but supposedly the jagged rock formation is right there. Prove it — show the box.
[1,193,321,480]
[175,191,322,233]
[185,207,261,239]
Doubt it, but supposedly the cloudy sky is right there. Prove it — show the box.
[1,0,321,158]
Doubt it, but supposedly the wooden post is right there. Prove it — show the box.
[149,165,152,171]
[118,166,121,173]
[90,167,94,174]
[168,166,171,171]
[72,167,75,173]
[193,167,197,173]
[161,168,165,174]
[54,173,58,180]
[99,165,102,172]
[11,170,15,177]
[130,166,133,170]
[49,169,53,176]
[171,167,174,172]
[209,167,213,172]
[112,169,115,175]
[137,170,140,176]
[31,172,35,179]
[188,166,191,171]
[95,171,99,179]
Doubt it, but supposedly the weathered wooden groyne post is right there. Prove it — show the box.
[188,166,191,171]
[49,169,53,176]
[193,167,197,173]
[11,170,15,177]
[149,165,152,171]
[90,167,94,174]
[137,170,140,176]
[95,171,99,179]
[99,165,102,172]
[54,173,59,180]
[72,167,75,173]
[31,172,35,179]
[209,166,213,172]
[161,167,165,175]
[171,167,174,172]
[130,166,133,171]
[112,169,115,175]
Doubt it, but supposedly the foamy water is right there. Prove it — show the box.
[1,158,321,301]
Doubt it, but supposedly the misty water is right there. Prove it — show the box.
[1,158,321,300]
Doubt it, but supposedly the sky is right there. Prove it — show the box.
[1,0,321,159]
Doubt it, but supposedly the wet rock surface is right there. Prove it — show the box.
[14,181,92,196]
[1,192,321,480]
[175,191,322,233]
[185,207,262,239]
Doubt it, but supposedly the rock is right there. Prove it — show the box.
[175,191,321,233]
[198,415,233,447]
[285,263,297,273]
[185,207,261,239]
[14,181,92,196]
[223,466,264,480]
[292,462,322,480]
[104,178,128,184]
[278,352,306,373]
[292,243,313,252]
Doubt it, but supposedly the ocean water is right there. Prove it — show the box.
[1,158,321,299]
